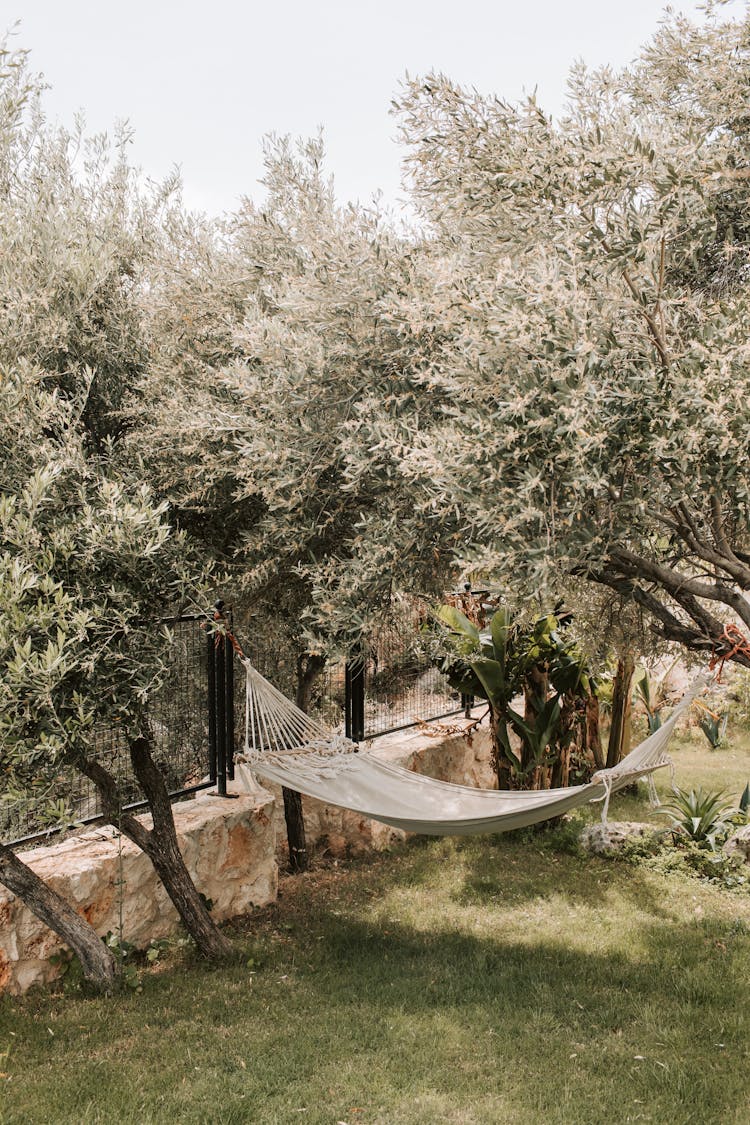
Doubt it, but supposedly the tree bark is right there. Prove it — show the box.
[523,664,549,789]
[588,533,750,670]
[489,710,506,789]
[607,654,635,769]
[0,843,118,990]
[128,738,234,959]
[586,692,605,772]
[281,653,324,873]
[78,741,233,961]
[282,787,308,872]
[295,653,326,713]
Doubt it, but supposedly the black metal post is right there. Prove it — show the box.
[462,692,475,719]
[207,631,217,784]
[215,628,227,797]
[345,652,366,742]
[225,633,235,782]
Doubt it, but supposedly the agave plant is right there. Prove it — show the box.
[659,786,737,844]
[696,706,729,750]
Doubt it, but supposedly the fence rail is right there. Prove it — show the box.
[2,600,463,849]
[1,614,216,849]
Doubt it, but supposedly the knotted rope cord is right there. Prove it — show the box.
[200,609,350,762]
[591,673,709,824]
[239,655,356,765]
[709,623,750,683]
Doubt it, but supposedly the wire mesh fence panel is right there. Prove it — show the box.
[1,616,212,849]
[2,599,461,846]
[233,599,461,744]
[358,602,462,738]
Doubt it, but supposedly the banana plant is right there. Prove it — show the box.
[634,669,663,733]
[434,604,584,787]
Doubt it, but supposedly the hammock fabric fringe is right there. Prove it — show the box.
[234,657,708,836]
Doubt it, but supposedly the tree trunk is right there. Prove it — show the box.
[281,653,324,873]
[488,707,515,790]
[550,742,570,789]
[607,654,635,769]
[0,843,118,991]
[282,787,308,872]
[586,693,605,771]
[295,653,326,713]
[128,738,234,960]
[78,742,233,961]
[523,664,549,789]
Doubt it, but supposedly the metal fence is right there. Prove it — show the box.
[2,600,464,849]
[241,601,465,743]
[1,615,215,849]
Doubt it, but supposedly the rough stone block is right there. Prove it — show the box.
[723,825,750,863]
[0,788,277,995]
[580,820,659,854]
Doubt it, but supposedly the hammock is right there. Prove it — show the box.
[234,658,707,836]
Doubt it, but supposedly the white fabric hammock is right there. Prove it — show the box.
[234,657,708,836]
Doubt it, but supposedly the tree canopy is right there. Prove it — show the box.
[0,45,230,969]
[383,2,750,664]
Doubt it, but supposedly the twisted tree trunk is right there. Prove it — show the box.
[607,653,635,769]
[78,739,233,961]
[278,653,325,874]
[0,844,118,990]
[128,738,234,959]
[281,787,308,873]
[586,693,605,772]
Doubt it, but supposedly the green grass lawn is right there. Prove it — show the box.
[2,729,750,1125]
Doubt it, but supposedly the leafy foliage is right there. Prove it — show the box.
[130,136,461,657]
[388,3,750,665]
[696,706,729,750]
[0,47,231,966]
[433,602,596,787]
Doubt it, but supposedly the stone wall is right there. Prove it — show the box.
[0,789,277,995]
[1,720,494,994]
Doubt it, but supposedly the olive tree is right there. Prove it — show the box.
[388,2,750,670]
[0,368,231,969]
[0,49,231,972]
[130,137,466,864]
[134,136,462,652]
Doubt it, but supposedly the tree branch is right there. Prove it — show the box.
[667,502,750,588]
[590,557,750,669]
[610,548,750,632]
[75,755,153,853]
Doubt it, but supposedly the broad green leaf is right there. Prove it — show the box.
[469,657,506,703]
[436,605,480,642]
[489,608,510,675]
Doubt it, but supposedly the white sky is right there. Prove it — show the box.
[4,0,711,217]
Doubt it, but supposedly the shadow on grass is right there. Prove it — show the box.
[446,828,679,919]
[227,897,749,1123]
[3,835,750,1125]
[299,824,682,921]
